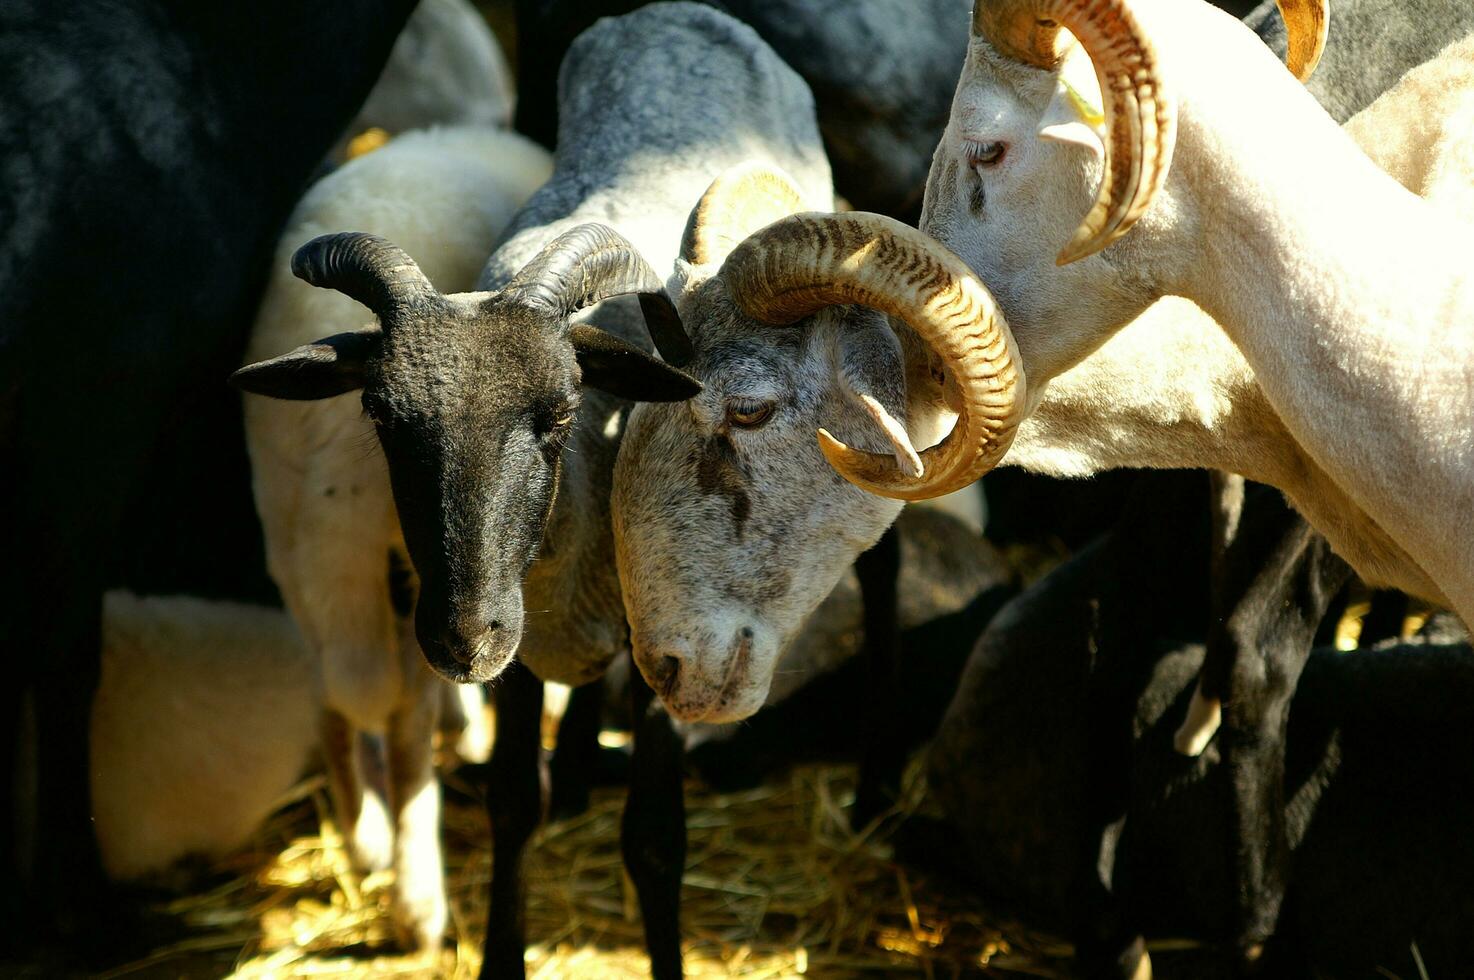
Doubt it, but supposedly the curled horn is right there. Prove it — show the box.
[720,211,1025,501]
[1274,0,1328,81]
[970,0,1327,263]
[504,223,693,366]
[291,232,437,316]
[972,0,1175,265]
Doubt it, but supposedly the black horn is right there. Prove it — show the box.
[504,223,694,366]
[291,232,438,316]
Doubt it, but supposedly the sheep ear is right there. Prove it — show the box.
[569,323,702,403]
[231,328,382,400]
[1037,55,1106,159]
[834,314,921,478]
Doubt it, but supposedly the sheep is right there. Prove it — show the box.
[511,0,972,217]
[331,0,515,163]
[90,592,316,884]
[240,125,553,950]
[607,0,1455,729]
[232,6,827,974]
[900,1,1474,613]
[0,0,416,952]
[921,494,1474,978]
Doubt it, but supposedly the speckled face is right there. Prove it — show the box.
[612,272,905,723]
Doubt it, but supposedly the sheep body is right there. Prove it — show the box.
[926,565,1474,976]
[91,592,315,883]
[243,124,552,948]
[997,32,1474,604]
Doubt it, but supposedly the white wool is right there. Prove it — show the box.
[926,11,1474,619]
[91,592,315,881]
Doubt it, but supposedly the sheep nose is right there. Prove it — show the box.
[646,653,682,699]
[442,621,503,667]
[635,637,688,700]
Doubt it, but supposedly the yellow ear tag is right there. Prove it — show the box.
[345,127,392,160]
[1038,51,1105,154]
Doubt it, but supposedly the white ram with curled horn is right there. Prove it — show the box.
[908,0,1474,622]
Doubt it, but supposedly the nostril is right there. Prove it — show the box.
[648,654,681,698]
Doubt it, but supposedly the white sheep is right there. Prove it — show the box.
[905,3,1474,623]
[242,125,551,948]
[91,592,316,883]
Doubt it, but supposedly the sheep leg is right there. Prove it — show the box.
[549,677,605,822]
[852,522,903,829]
[480,661,544,980]
[320,709,392,874]
[621,667,686,980]
[386,652,447,952]
[1069,660,1150,980]
[1200,484,1350,968]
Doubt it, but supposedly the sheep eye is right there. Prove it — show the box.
[726,399,775,429]
[964,139,1006,168]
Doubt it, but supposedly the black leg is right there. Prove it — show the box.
[1198,484,1350,969]
[480,662,544,980]
[1069,641,1150,980]
[852,523,903,829]
[621,667,685,980]
[548,677,605,822]
[1071,472,1219,980]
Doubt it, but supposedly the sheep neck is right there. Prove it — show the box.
[1161,40,1474,615]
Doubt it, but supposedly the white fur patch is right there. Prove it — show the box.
[1173,684,1222,757]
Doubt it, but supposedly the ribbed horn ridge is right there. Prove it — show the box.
[291,232,437,316]
[681,161,808,266]
[972,0,1175,265]
[1275,0,1328,81]
[720,211,1025,501]
[504,222,693,365]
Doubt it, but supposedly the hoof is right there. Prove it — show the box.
[392,881,448,952]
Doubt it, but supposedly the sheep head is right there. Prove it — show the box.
[233,227,699,684]
[613,162,1018,722]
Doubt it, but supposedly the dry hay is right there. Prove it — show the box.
[98,756,1072,979]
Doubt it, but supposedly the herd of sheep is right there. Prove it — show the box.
[3,0,1473,976]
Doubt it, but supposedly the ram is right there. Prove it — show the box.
[900,1,1474,622]
[905,6,1474,970]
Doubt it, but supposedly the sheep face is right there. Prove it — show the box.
[361,295,578,683]
[613,273,905,723]
[921,38,1165,387]
[232,230,700,685]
